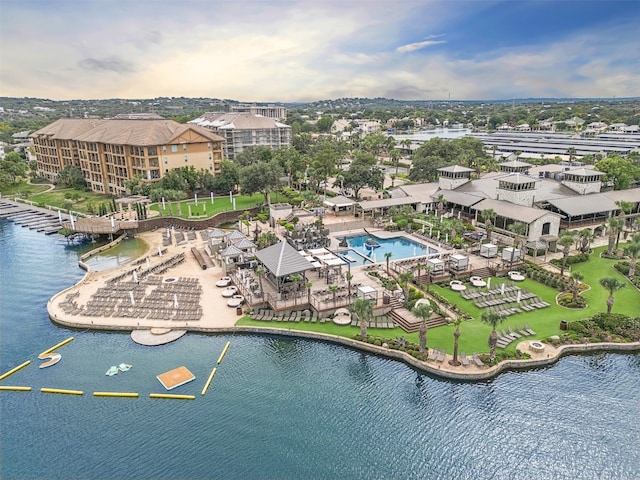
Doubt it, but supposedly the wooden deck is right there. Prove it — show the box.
[156,366,196,390]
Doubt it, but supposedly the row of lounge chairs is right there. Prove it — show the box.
[427,349,486,367]
[496,323,537,349]
[462,283,520,300]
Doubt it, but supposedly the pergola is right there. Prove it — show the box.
[254,241,314,293]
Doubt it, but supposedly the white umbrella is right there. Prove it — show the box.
[174,294,179,309]
[516,289,522,303]
[133,270,138,283]
[129,291,135,306]
[500,283,505,295]
[486,278,491,290]
[146,258,151,271]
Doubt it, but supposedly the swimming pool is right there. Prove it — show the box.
[344,234,436,264]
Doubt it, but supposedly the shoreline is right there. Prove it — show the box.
[47,228,640,381]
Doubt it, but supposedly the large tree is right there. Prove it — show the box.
[234,145,273,167]
[55,165,86,189]
[213,160,241,193]
[239,159,283,205]
[558,231,576,276]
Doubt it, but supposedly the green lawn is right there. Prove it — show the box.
[0,179,52,196]
[236,245,640,356]
[149,192,271,218]
[25,188,114,214]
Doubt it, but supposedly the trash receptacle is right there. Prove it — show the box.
[560,320,568,330]
[236,307,243,316]
[383,294,390,305]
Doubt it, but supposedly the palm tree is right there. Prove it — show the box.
[570,271,584,301]
[345,272,353,298]
[436,194,445,218]
[390,149,402,176]
[481,208,497,243]
[606,217,623,256]
[577,228,594,254]
[398,271,414,307]
[256,268,265,298]
[449,318,462,366]
[290,274,302,307]
[350,298,374,338]
[384,252,392,274]
[507,221,528,264]
[599,277,626,314]
[412,303,433,354]
[558,231,576,276]
[329,285,339,307]
[414,260,426,283]
[624,235,640,277]
[615,200,633,249]
[481,311,505,363]
[306,281,313,306]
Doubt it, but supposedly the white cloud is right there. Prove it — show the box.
[396,39,446,53]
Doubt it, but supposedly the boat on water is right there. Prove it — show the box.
[365,238,380,249]
[38,352,62,368]
[117,363,132,372]
[106,366,119,376]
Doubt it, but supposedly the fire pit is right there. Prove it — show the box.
[529,341,546,353]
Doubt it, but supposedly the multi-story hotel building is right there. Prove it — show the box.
[188,112,291,160]
[31,117,224,196]
[229,104,287,120]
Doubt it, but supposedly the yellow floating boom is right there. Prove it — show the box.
[0,385,32,391]
[0,361,31,381]
[93,391,139,398]
[40,337,74,356]
[217,341,231,364]
[201,367,217,396]
[41,388,83,395]
[149,393,195,400]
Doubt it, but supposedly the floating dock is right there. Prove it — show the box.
[0,361,31,381]
[156,366,196,391]
[150,393,195,400]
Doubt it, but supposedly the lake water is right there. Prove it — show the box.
[1,219,639,480]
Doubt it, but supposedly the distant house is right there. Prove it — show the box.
[11,130,31,144]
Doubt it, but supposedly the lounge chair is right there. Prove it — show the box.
[460,351,469,366]
[428,348,439,361]
[508,326,522,339]
[436,349,446,363]
[472,352,485,367]
[524,322,537,336]
[515,324,529,337]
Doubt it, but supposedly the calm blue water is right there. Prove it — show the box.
[346,234,435,263]
[1,219,639,480]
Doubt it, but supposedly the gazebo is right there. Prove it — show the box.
[255,241,314,293]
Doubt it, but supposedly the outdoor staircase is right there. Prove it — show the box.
[388,307,448,333]
[472,266,492,278]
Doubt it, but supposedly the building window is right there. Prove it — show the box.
[171,145,178,153]
[162,146,167,152]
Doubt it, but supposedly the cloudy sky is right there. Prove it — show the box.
[1,0,638,102]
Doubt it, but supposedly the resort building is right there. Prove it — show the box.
[188,112,291,160]
[31,117,224,196]
[229,104,287,120]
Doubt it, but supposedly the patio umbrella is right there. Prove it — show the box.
[174,294,179,309]
[516,289,522,303]
[486,278,491,290]
[132,270,138,284]
[146,258,151,271]
[129,291,135,306]
[500,283,505,295]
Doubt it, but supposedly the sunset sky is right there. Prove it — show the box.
[1,0,638,101]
